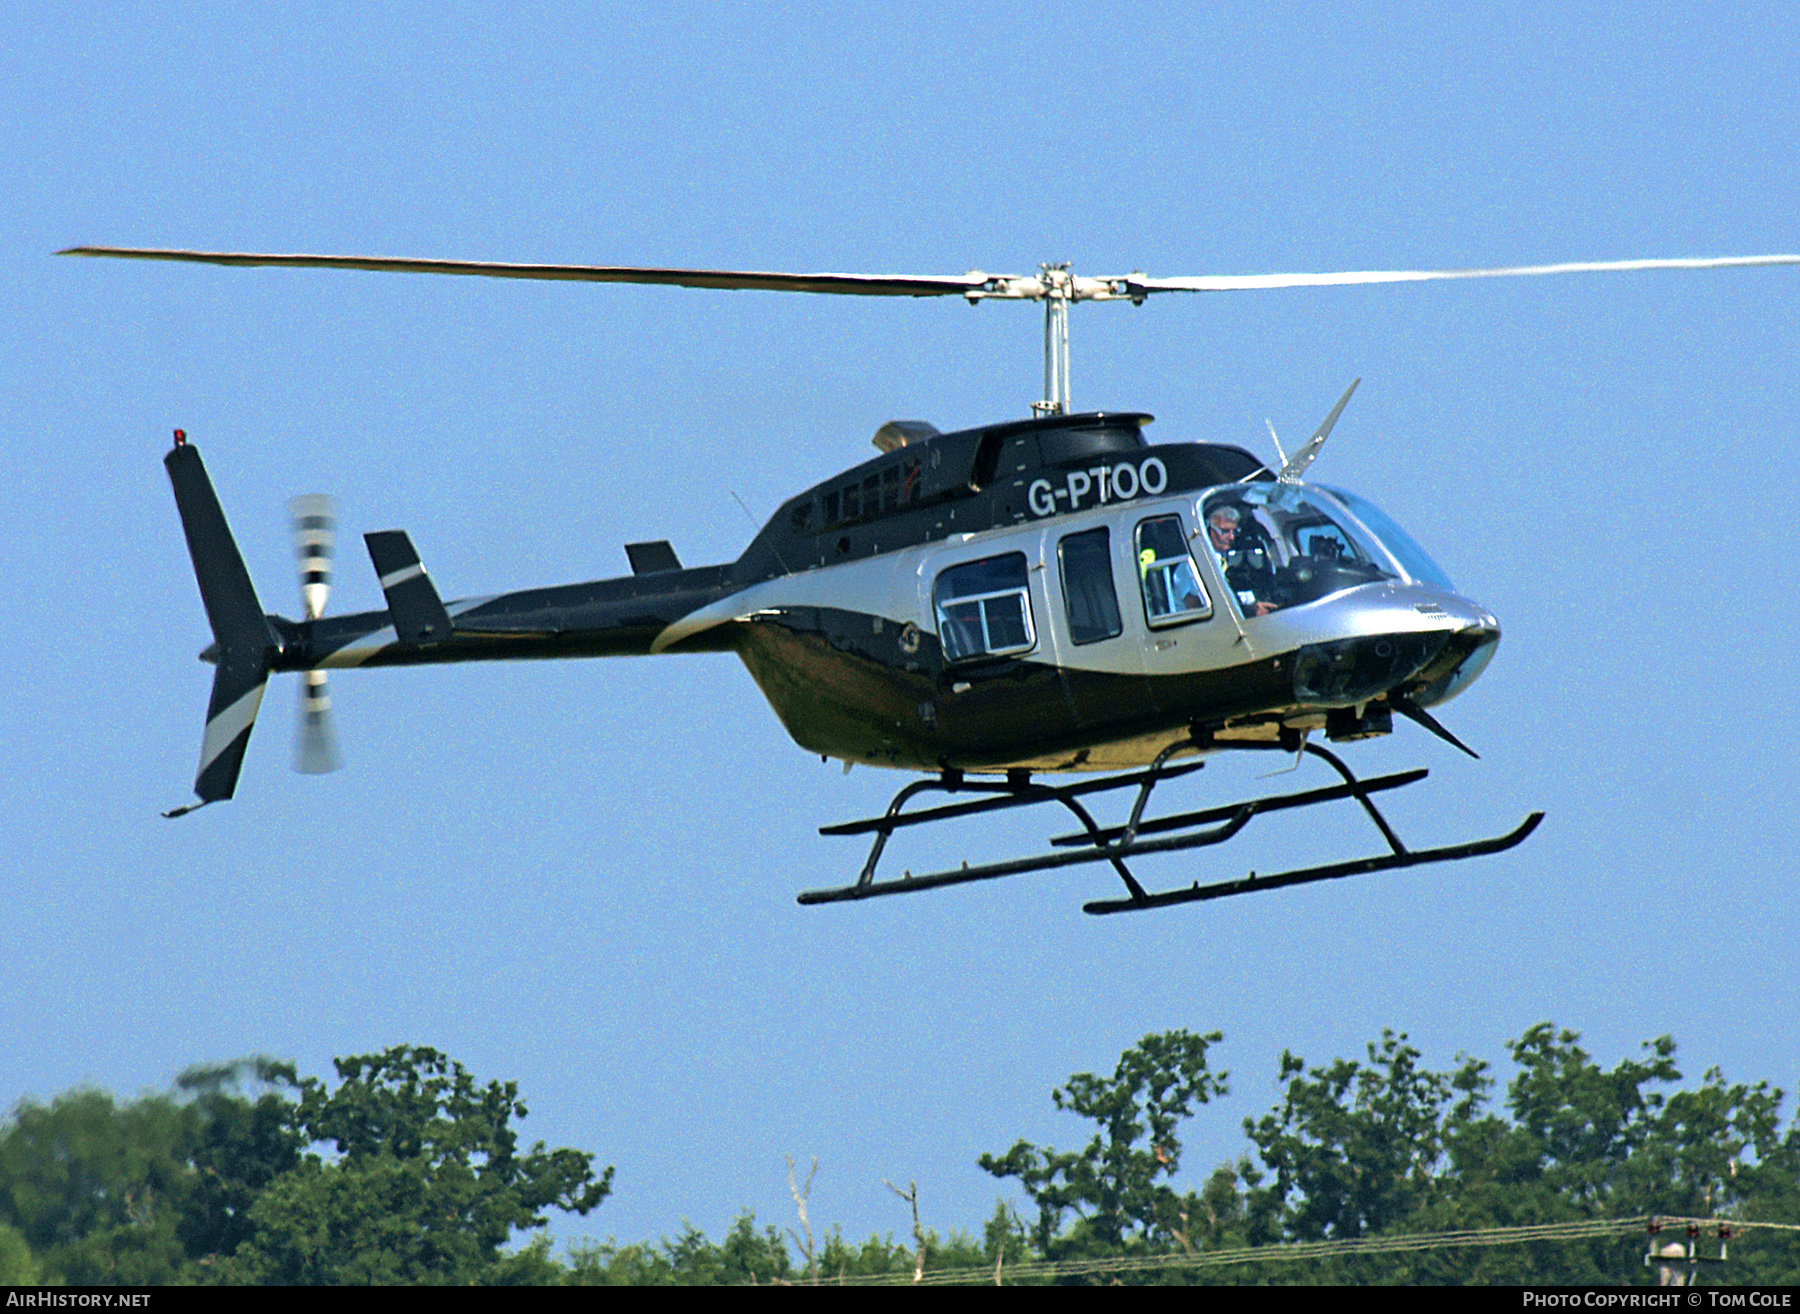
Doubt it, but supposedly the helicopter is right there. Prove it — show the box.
[64,244,1797,915]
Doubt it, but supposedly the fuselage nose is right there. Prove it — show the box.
[1284,585,1499,710]
[1411,598,1500,709]
[1404,588,1501,707]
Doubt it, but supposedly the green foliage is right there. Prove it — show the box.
[173,1059,304,1265]
[215,1045,612,1285]
[0,1088,186,1283]
[560,1206,1027,1286]
[980,1029,1227,1258]
[4,1026,1796,1285]
[0,1059,295,1285]
[0,1222,39,1284]
[1231,1024,1800,1284]
[0,1047,609,1286]
[482,1231,569,1285]
[565,1213,792,1285]
[972,1024,1799,1286]
[1243,1030,1487,1246]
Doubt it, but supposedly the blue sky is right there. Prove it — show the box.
[5,2,1798,1251]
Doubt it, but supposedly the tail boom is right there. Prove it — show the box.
[163,432,742,813]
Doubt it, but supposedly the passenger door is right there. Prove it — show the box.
[1040,518,1153,733]
[1131,507,1226,694]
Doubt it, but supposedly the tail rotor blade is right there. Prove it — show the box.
[289,494,344,774]
[289,494,336,620]
[295,671,342,774]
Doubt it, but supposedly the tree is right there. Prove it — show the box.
[1444,1025,1797,1284]
[173,1059,305,1266]
[1231,1030,1500,1282]
[0,1059,302,1284]
[0,1086,197,1284]
[565,1213,793,1285]
[0,1222,35,1284]
[1243,1030,1486,1246]
[216,1045,612,1285]
[980,1030,1227,1259]
[1234,1023,1800,1285]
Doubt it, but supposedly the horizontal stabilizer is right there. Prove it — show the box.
[365,530,453,643]
[625,540,682,574]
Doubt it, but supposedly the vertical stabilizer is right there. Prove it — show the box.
[163,433,279,814]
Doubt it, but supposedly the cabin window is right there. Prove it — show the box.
[1057,527,1122,645]
[933,552,1035,663]
[1135,514,1212,626]
[815,457,928,533]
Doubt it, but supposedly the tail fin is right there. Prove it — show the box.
[163,432,280,815]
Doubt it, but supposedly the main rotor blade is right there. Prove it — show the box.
[1126,253,1800,294]
[58,247,1003,298]
[63,245,1799,304]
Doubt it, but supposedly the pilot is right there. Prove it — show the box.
[1205,504,1245,555]
[1206,505,1277,616]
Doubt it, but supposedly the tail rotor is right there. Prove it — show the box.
[289,495,344,774]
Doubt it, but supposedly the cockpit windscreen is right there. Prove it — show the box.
[1201,485,1400,615]
[1321,487,1456,591]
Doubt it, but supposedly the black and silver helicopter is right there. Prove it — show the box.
[65,246,1797,914]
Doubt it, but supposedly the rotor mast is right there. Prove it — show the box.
[1038,265,1071,416]
[960,264,1141,416]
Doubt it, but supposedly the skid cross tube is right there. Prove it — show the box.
[1048,768,1429,847]
[802,736,1226,905]
[801,769,1181,905]
[797,738,1543,914]
[816,760,1206,838]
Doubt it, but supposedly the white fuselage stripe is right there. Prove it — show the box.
[314,596,495,668]
[319,625,397,667]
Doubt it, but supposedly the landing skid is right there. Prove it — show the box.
[797,738,1542,916]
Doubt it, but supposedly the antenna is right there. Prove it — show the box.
[1264,418,1289,468]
